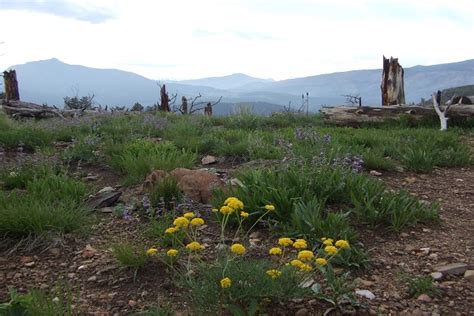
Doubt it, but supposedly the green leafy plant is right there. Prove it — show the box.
[406,275,440,298]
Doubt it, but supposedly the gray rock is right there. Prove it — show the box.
[201,155,218,165]
[417,294,431,302]
[355,289,375,300]
[434,263,468,275]
[369,170,382,176]
[464,270,474,282]
[295,308,309,316]
[87,276,97,282]
[430,272,443,280]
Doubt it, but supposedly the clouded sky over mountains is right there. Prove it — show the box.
[0,0,473,80]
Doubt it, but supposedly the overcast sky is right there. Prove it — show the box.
[0,0,473,80]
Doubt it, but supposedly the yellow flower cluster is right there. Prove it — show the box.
[266,269,282,279]
[146,248,158,256]
[222,197,244,213]
[230,243,246,255]
[220,277,232,288]
[186,241,204,251]
[173,217,189,228]
[240,211,249,218]
[265,236,350,277]
[264,204,275,211]
[190,218,205,226]
[183,212,195,219]
[269,247,283,256]
[167,249,178,257]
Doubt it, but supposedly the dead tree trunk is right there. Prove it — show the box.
[3,70,20,102]
[204,102,212,116]
[160,84,170,112]
[381,56,405,105]
[181,96,188,114]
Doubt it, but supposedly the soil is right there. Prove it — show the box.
[1,153,473,315]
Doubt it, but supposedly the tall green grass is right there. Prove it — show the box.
[107,139,197,185]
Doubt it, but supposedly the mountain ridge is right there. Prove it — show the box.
[5,58,474,113]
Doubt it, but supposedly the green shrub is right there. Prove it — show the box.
[406,275,440,298]
[62,136,101,164]
[184,258,311,314]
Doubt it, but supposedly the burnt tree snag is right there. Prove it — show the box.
[204,102,213,116]
[381,56,405,105]
[181,96,188,114]
[160,84,170,112]
[3,69,20,102]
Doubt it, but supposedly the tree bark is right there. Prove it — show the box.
[3,70,20,101]
[381,56,405,105]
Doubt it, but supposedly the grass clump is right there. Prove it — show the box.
[107,139,197,185]
[0,286,78,316]
[150,176,183,210]
[406,275,440,298]
[0,166,90,239]
[111,242,149,272]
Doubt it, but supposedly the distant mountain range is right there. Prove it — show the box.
[5,58,474,114]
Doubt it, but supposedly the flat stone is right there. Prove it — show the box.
[434,263,468,275]
[98,186,115,194]
[417,294,431,302]
[295,308,309,316]
[369,170,382,176]
[464,270,474,282]
[356,289,375,300]
[430,272,443,280]
[87,276,97,282]
[201,155,218,165]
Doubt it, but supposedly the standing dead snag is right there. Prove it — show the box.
[180,96,188,114]
[381,56,405,105]
[432,90,453,131]
[159,84,170,112]
[3,70,20,102]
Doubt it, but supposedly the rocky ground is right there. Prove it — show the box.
[0,152,473,315]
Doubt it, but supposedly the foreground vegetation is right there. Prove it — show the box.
[0,110,472,314]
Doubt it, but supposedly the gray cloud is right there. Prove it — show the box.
[0,0,114,23]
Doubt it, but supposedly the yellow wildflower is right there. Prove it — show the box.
[166,249,178,257]
[224,197,244,210]
[146,248,158,256]
[219,205,234,215]
[269,247,283,256]
[264,204,275,211]
[240,211,249,218]
[297,250,315,261]
[266,269,282,279]
[293,239,308,249]
[315,258,327,266]
[190,218,205,226]
[299,264,313,272]
[186,241,204,251]
[183,212,195,219]
[173,217,189,228]
[230,243,246,255]
[324,245,338,255]
[290,259,305,268]
[211,208,218,212]
[220,277,232,288]
[164,227,179,234]
[323,239,334,246]
[335,240,350,249]
[278,238,293,247]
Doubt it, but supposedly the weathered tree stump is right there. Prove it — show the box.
[381,56,405,105]
[181,96,188,114]
[3,70,20,101]
[160,84,170,112]
[204,102,212,116]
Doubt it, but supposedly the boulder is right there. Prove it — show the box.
[171,168,224,203]
[434,263,468,276]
